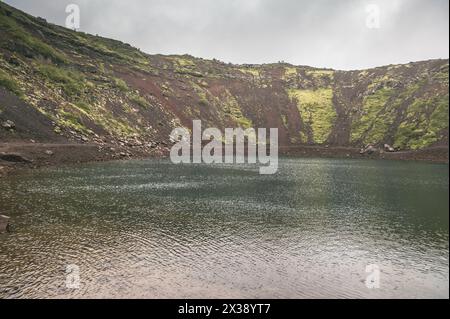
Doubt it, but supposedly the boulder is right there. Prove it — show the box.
[2,120,15,130]
[0,215,10,233]
[384,144,396,152]
[45,150,54,156]
[360,145,378,155]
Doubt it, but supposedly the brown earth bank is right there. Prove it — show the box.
[0,141,171,177]
[281,145,449,162]
[1,142,448,178]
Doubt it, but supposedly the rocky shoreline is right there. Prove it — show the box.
[280,145,449,163]
[1,142,448,177]
[0,141,171,177]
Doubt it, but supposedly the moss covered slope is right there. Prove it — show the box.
[0,2,448,151]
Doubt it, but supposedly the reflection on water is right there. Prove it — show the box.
[0,158,448,299]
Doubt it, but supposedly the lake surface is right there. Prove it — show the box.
[0,158,448,299]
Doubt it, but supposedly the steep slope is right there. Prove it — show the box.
[0,2,448,162]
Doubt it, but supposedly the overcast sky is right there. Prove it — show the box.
[4,0,449,70]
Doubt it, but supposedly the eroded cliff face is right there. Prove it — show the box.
[1,2,448,151]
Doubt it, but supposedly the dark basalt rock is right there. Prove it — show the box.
[0,153,33,163]
[0,215,10,233]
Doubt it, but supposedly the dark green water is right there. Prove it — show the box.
[0,158,448,299]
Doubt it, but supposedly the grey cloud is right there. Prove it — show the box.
[4,0,449,70]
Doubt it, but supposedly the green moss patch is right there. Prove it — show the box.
[351,87,395,144]
[283,67,297,80]
[0,10,66,64]
[220,90,253,128]
[37,64,86,98]
[113,77,129,92]
[394,95,449,149]
[288,88,336,144]
[239,67,260,78]
[0,69,22,96]
[128,92,150,109]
